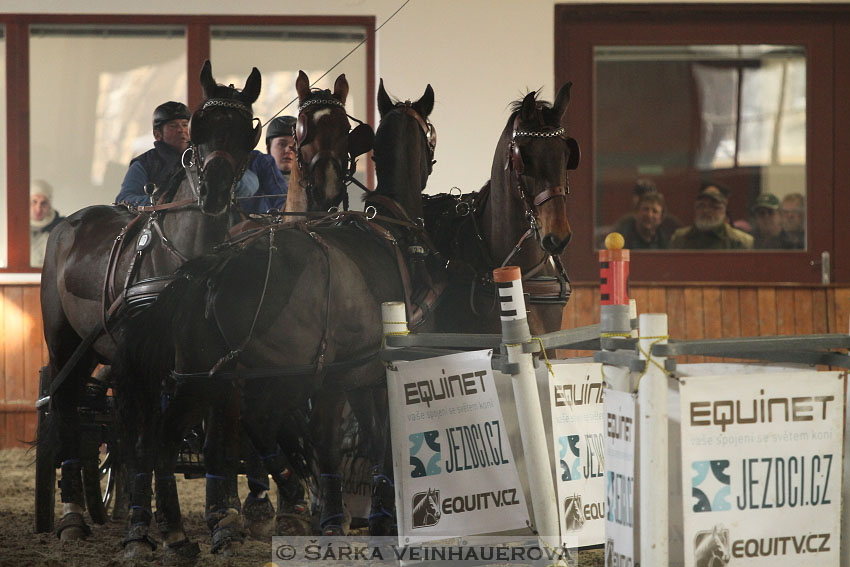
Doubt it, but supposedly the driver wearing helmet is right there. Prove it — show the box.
[115,100,258,206]
[241,115,295,214]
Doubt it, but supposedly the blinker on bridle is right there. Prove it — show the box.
[182,97,257,212]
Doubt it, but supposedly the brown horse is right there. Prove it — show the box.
[36,60,261,541]
[425,82,579,336]
[113,81,439,556]
[282,70,374,217]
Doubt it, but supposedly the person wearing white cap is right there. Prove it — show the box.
[30,179,65,267]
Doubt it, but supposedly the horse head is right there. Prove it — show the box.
[187,60,262,216]
[294,71,372,212]
[496,81,579,257]
[373,79,436,220]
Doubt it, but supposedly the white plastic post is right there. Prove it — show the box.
[638,313,669,566]
[842,322,849,567]
[493,266,560,549]
[629,298,638,339]
[381,301,408,344]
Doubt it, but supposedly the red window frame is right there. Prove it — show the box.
[1,14,375,273]
[555,4,850,284]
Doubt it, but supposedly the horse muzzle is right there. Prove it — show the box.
[535,185,571,254]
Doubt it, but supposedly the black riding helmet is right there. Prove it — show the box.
[265,115,297,152]
[152,101,191,130]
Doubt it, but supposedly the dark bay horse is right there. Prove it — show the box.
[281,70,374,216]
[114,80,437,555]
[233,70,375,539]
[37,60,261,541]
[425,82,579,336]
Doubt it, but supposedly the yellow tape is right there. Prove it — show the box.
[636,335,673,385]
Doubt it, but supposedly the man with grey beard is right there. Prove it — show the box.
[670,183,753,249]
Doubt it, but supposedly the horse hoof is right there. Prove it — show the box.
[243,494,275,540]
[210,513,246,556]
[122,523,158,561]
[162,538,201,565]
[368,516,397,537]
[275,511,313,536]
[320,524,346,536]
[56,512,92,541]
[123,540,155,562]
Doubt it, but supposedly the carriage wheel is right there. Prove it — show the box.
[34,367,56,533]
[82,365,115,524]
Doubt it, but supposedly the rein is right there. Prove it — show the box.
[182,195,443,381]
[102,100,256,336]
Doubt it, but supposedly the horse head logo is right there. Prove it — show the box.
[411,488,441,528]
[562,494,585,532]
[694,524,731,567]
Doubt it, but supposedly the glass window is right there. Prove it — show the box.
[210,25,371,208]
[210,25,369,142]
[28,24,186,267]
[594,45,807,254]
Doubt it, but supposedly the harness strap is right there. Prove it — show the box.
[171,352,380,383]
[103,214,147,332]
[136,197,196,213]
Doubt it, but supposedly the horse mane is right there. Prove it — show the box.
[507,90,558,128]
[305,88,336,102]
[508,90,549,113]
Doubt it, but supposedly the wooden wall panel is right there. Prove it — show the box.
[2,282,849,447]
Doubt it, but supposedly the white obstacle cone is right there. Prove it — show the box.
[638,313,669,566]
[493,266,560,550]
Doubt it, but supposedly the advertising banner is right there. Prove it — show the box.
[679,371,845,566]
[604,388,638,567]
[387,350,529,544]
[550,362,606,547]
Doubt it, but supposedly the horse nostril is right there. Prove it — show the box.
[542,233,570,254]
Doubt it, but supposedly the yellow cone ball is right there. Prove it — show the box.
[605,232,625,250]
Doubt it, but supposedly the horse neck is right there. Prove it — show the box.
[373,115,428,221]
[374,166,425,222]
[482,133,547,269]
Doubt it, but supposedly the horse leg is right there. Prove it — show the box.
[241,384,311,537]
[348,385,396,536]
[204,384,246,555]
[51,361,96,541]
[312,386,347,535]
[122,426,158,560]
[240,437,276,540]
[153,392,201,562]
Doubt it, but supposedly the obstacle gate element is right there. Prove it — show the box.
[381,237,850,566]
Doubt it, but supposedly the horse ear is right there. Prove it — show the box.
[553,81,573,125]
[333,74,349,104]
[240,67,262,105]
[296,70,311,103]
[200,60,216,99]
[377,79,394,118]
[519,91,537,124]
[414,84,435,118]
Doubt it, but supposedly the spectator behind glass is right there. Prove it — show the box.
[669,182,753,249]
[779,192,805,249]
[30,179,65,267]
[619,192,669,249]
[749,192,782,249]
[242,115,294,214]
[115,100,258,206]
[612,178,680,246]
